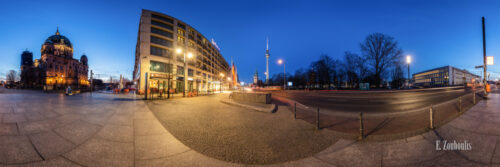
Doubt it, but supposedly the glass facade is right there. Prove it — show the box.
[150,61,172,73]
[150,46,172,58]
[151,14,174,24]
[151,36,173,47]
[151,20,173,30]
[188,69,194,77]
[177,66,184,75]
[177,23,186,29]
[134,10,231,94]
[151,27,173,39]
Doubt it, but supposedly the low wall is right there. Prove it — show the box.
[231,92,271,104]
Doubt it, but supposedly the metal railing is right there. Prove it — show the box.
[284,89,485,141]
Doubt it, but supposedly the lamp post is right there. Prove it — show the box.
[219,73,224,93]
[176,48,193,97]
[406,55,411,89]
[278,59,286,90]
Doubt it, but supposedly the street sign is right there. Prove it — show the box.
[475,65,484,69]
[487,56,494,65]
[287,81,293,86]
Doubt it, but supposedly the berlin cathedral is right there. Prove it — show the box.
[20,28,89,90]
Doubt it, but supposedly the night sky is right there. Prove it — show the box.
[1,0,500,82]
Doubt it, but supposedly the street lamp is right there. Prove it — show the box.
[278,59,286,90]
[176,48,193,97]
[406,55,411,89]
[219,73,225,93]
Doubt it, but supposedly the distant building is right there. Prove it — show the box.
[133,9,230,95]
[413,65,480,87]
[20,29,89,90]
[253,70,259,85]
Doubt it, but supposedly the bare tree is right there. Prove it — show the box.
[360,33,402,87]
[6,70,17,83]
[310,54,336,89]
[342,52,359,88]
[290,68,308,89]
[391,60,405,89]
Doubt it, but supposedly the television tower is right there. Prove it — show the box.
[265,38,270,85]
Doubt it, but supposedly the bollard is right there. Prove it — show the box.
[316,106,320,130]
[294,103,297,119]
[459,96,462,112]
[359,112,364,140]
[473,92,476,105]
[429,104,434,129]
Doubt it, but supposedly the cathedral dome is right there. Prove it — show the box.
[80,54,88,66]
[44,28,72,48]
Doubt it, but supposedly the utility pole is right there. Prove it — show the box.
[482,17,487,95]
[407,63,410,88]
[90,70,93,93]
[265,38,270,86]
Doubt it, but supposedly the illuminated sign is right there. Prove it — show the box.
[211,38,220,51]
[150,73,172,79]
[288,82,293,86]
[487,56,494,65]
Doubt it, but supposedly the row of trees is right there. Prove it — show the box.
[268,33,408,89]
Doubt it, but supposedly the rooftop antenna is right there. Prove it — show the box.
[266,37,269,50]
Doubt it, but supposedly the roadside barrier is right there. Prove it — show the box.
[429,104,434,129]
[316,106,320,130]
[473,92,476,104]
[279,89,485,140]
[359,112,364,140]
[294,102,297,119]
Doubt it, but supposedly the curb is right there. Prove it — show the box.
[220,99,277,113]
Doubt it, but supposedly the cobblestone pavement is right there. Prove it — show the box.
[147,95,338,164]
[0,89,500,166]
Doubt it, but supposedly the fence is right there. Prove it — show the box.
[281,89,485,141]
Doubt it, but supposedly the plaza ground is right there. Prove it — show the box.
[0,87,500,166]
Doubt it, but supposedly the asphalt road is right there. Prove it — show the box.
[272,87,483,113]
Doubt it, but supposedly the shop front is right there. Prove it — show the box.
[148,73,173,99]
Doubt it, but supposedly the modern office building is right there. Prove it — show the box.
[413,65,480,87]
[133,9,230,95]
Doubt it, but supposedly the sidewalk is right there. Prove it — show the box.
[1,92,499,166]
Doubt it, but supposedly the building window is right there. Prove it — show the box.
[151,14,174,24]
[177,36,185,44]
[151,20,173,30]
[178,29,185,36]
[188,69,194,77]
[151,27,173,39]
[177,66,184,75]
[151,36,173,47]
[150,61,172,73]
[177,23,186,30]
[150,46,172,58]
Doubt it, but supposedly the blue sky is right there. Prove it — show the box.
[1,0,499,82]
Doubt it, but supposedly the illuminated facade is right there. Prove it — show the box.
[133,9,230,94]
[413,66,480,87]
[20,29,89,90]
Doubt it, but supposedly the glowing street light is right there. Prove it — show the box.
[406,55,411,89]
[176,47,194,97]
[487,56,494,65]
